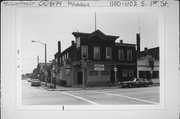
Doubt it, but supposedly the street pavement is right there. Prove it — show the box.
[22,80,159,105]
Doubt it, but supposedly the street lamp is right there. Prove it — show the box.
[32,40,47,85]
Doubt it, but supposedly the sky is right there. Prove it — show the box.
[21,10,158,74]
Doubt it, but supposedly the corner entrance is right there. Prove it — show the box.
[77,72,83,85]
[110,70,115,83]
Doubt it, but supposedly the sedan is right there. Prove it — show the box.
[27,78,31,82]
[31,79,41,86]
[119,78,153,88]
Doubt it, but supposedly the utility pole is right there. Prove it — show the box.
[32,40,47,86]
[95,12,97,31]
[37,55,39,65]
[82,58,85,88]
[45,43,47,85]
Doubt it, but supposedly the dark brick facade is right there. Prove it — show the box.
[55,30,137,87]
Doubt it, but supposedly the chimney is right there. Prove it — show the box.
[37,55,39,65]
[120,40,123,44]
[144,47,148,51]
[136,33,140,53]
[71,41,75,45]
[58,41,61,54]
[144,47,148,55]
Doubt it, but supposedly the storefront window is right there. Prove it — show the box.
[129,69,134,77]
[152,71,159,78]
[89,71,98,76]
[101,71,109,76]
[123,69,128,77]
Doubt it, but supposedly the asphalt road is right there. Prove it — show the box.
[22,80,159,105]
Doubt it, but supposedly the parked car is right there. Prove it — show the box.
[27,78,31,82]
[119,78,153,88]
[31,79,41,86]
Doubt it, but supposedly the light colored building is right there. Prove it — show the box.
[137,47,159,84]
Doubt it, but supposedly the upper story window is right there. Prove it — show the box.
[81,46,88,59]
[94,46,100,59]
[127,50,132,61]
[59,57,61,63]
[62,55,64,61]
[106,47,112,60]
[118,49,124,60]
[64,54,67,59]
[67,52,69,59]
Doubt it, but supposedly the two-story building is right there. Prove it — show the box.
[54,30,137,87]
[137,47,159,84]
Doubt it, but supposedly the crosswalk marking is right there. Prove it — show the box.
[90,91,159,105]
[58,92,100,105]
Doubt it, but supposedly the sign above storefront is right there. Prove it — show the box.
[94,64,104,71]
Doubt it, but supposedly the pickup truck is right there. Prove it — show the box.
[119,78,153,88]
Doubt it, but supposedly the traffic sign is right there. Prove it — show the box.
[114,67,117,72]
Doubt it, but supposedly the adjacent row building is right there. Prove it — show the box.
[137,47,159,84]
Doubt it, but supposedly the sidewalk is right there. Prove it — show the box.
[41,83,120,91]
[41,82,159,91]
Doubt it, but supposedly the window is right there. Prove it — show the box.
[94,47,100,59]
[64,55,66,60]
[67,52,69,59]
[123,69,128,77]
[62,55,64,61]
[106,47,112,59]
[81,46,88,59]
[127,50,132,61]
[129,69,134,77]
[152,71,159,78]
[118,49,124,60]
[59,57,61,63]
[101,71,109,76]
[89,71,98,76]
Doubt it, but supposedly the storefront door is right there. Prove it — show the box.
[77,72,83,85]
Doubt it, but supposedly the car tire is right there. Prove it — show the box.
[129,84,132,88]
[144,84,148,87]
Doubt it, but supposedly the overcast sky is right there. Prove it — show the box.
[21,11,158,74]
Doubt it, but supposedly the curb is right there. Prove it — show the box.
[41,84,159,91]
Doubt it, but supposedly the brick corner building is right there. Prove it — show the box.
[54,30,137,87]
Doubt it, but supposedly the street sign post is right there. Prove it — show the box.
[114,66,117,85]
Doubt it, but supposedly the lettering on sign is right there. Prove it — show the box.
[2,0,169,7]
[94,64,104,71]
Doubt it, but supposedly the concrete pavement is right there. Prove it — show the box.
[22,80,159,105]
[41,83,121,91]
[41,82,158,91]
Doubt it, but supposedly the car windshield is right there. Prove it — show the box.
[31,79,39,81]
[130,78,137,81]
